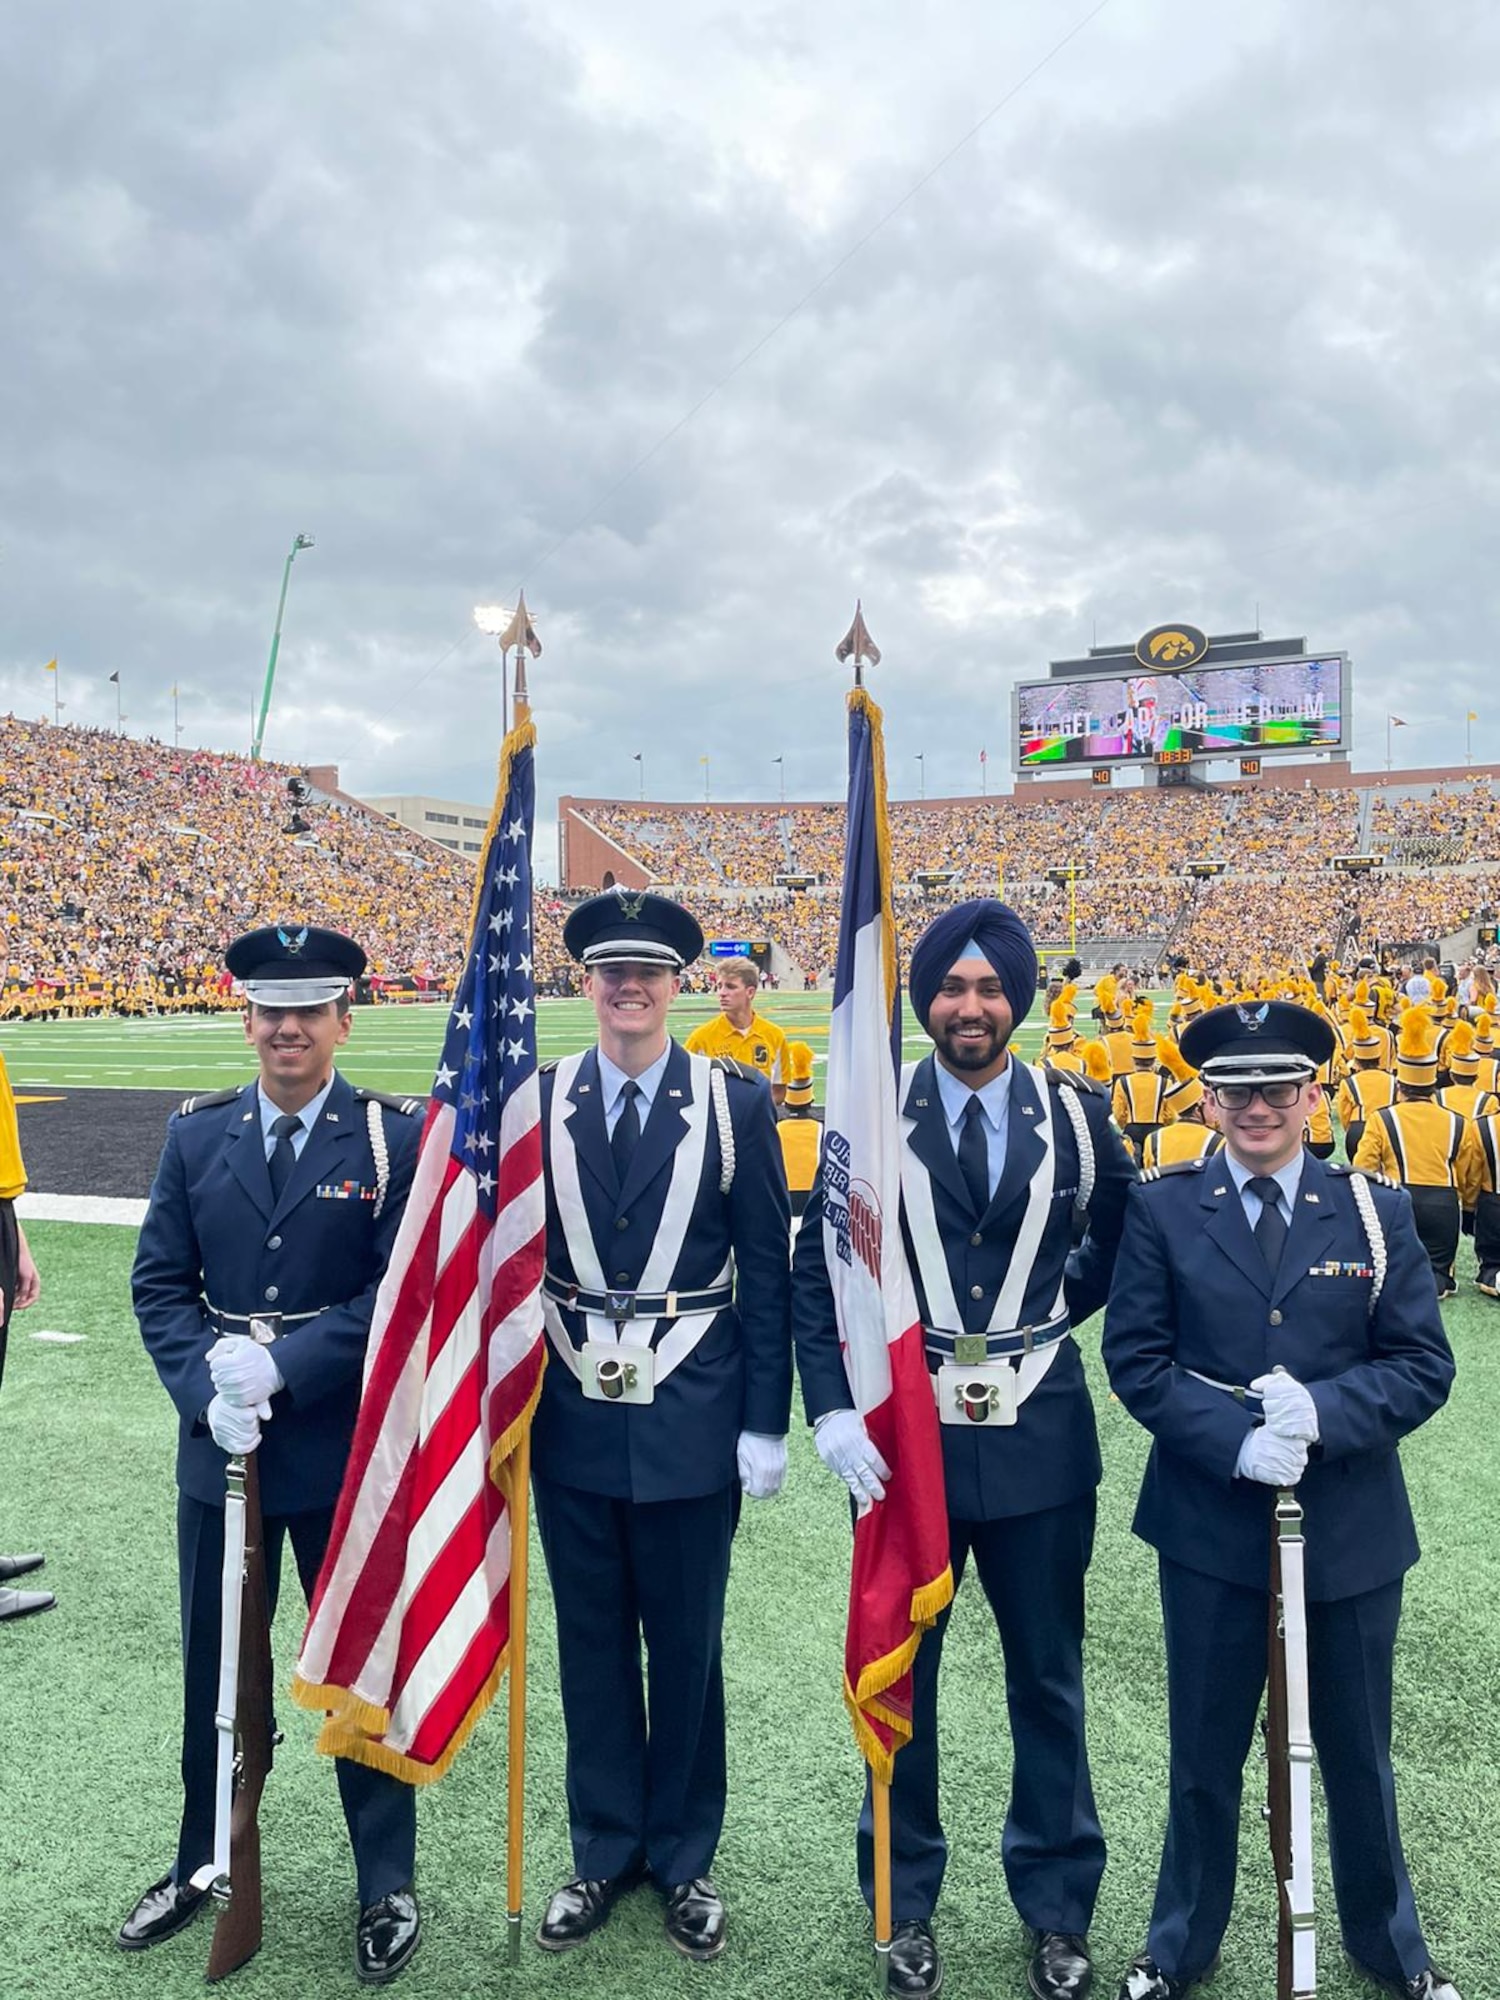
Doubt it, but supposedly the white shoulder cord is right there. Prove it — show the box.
[1053,1079,1095,1211]
[1347,1170,1386,1314]
[366,1098,391,1219]
[710,1065,735,1194]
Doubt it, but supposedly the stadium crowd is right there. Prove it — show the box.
[6,716,1498,1014]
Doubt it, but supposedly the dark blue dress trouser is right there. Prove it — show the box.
[532,1474,739,1887]
[857,1491,1106,1932]
[1148,1558,1429,1986]
[174,1493,416,1908]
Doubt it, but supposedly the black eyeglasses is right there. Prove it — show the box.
[1208,1080,1308,1110]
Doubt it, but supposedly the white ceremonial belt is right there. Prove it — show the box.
[923,1313,1069,1365]
[1184,1366,1264,1404]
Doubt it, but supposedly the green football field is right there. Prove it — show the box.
[2,1002,1497,1999]
[0,989,1087,1102]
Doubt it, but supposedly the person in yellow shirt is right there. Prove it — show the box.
[0,1049,48,1621]
[1436,1021,1500,1122]
[1140,1058,1222,1169]
[776,1042,821,1220]
[1471,1012,1500,1098]
[684,956,788,1104]
[1334,1009,1396,1160]
[1353,1010,1484,1298]
[1112,1012,1172,1159]
[1471,1108,1500,1299]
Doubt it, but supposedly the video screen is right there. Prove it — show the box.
[1016,656,1344,766]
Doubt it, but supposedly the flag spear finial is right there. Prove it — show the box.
[835,601,882,687]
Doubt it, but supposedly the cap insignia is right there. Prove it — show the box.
[1236,1004,1269,1030]
[615,890,647,921]
[277,925,310,955]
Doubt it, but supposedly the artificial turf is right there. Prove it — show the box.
[4,1211,1497,2000]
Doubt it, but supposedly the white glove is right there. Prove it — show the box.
[736,1431,788,1500]
[814,1409,891,1508]
[1235,1427,1309,1487]
[1250,1369,1320,1443]
[207,1393,262,1456]
[207,1336,283,1419]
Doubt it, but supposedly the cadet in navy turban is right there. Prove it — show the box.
[908,898,1040,1034]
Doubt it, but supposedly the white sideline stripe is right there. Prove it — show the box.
[18,1193,148,1226]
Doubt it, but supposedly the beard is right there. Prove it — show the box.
[932,1018,1011,1072]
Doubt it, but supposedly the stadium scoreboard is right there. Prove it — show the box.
[1012,626,1350,778]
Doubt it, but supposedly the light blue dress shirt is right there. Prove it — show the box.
[258,1074,335,1161]
[597,1044,673,1138]
[1225,1147,1303,1230]
[934,1057,1013,1202]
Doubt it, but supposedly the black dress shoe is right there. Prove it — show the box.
[0,1552,44,1581]
[664,1877,726,1961]
[117,1873,209,1951]
[355,1887,421,1985]
[1031,1929,1093,2000]
[887,1918,943,1998]
[536,1872,639,1951]
[1350,1964,1462,2000]
[0,1584,55,1620]
[1115,1950,1221,1999]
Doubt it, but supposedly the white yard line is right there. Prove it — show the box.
[18,1193,149,1226]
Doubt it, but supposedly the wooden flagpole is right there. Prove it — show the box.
[505,1423,532,1965]
[872,1775,893,1992]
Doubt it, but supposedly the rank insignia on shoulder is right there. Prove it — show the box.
[353,1087,424,1116]
[1045,1064,1104,1096]
[1151,1158,1207,1180]
[177,1085,246,1116]
[713,1056,758,1082]
[1331,1163,1399,1189]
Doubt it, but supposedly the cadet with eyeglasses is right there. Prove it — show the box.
[1103,1000,1461,2000]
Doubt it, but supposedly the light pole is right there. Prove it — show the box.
[774,755,785,802]
[252,532,313,761]
[916,752,925,800]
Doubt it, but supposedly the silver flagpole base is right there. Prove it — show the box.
[506,1909,523,1966]
[873,1938,891,1995]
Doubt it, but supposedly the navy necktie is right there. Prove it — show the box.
[611,1081,643,1182]
[958,1096,991,1219]
[269,1113,302,1201]
[1248,1175,1288,1272]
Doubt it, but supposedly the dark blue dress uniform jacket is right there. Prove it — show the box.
[1102,1153,1454,1600]
[793,1057,1137,1521]
[133,1072,422,1512]
[532,1042,792,1501]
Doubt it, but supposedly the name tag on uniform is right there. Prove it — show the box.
[581,1343,656,1405]
[316,1181,377,1201]
[937,1361,1017,1428]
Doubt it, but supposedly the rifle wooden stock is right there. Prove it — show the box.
[206,1451,276,1983]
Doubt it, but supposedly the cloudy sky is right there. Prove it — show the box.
[6,0,1499,877]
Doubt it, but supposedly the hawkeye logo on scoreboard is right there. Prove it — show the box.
[1134,622,1209,672]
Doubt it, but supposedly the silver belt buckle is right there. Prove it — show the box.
[248,1315,282,1344]
[604,1290,636,1320]
[953,1333,989,1366]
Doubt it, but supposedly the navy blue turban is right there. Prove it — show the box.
[908,899,1039,1032]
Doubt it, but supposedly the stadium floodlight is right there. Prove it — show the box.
[252,532,315,763]
[473,604,514,637]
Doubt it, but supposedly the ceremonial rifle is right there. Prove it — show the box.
[191,1446,276,1981]
[1265,1488,1317,1998]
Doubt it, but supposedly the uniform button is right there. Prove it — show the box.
[264,1286,280,1302]
[615,1217,629,1231]
[970,1233,983,1247]
[614,1271,631,1285]
[1268,1308,1283,1326]
[970,1284,984,1300]
[267,1235,282,1251]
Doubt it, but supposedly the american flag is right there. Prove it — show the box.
[292,717,546,1783]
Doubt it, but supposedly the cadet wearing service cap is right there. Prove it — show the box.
[1103,1001,1461,2000]
[124,924,426,1983]
[793,898,1137,2000]
[531,889,792,1964]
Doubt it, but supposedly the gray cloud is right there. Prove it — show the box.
[4,0,1499,876]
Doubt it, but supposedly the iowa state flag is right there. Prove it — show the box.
[822,686,952,1783]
